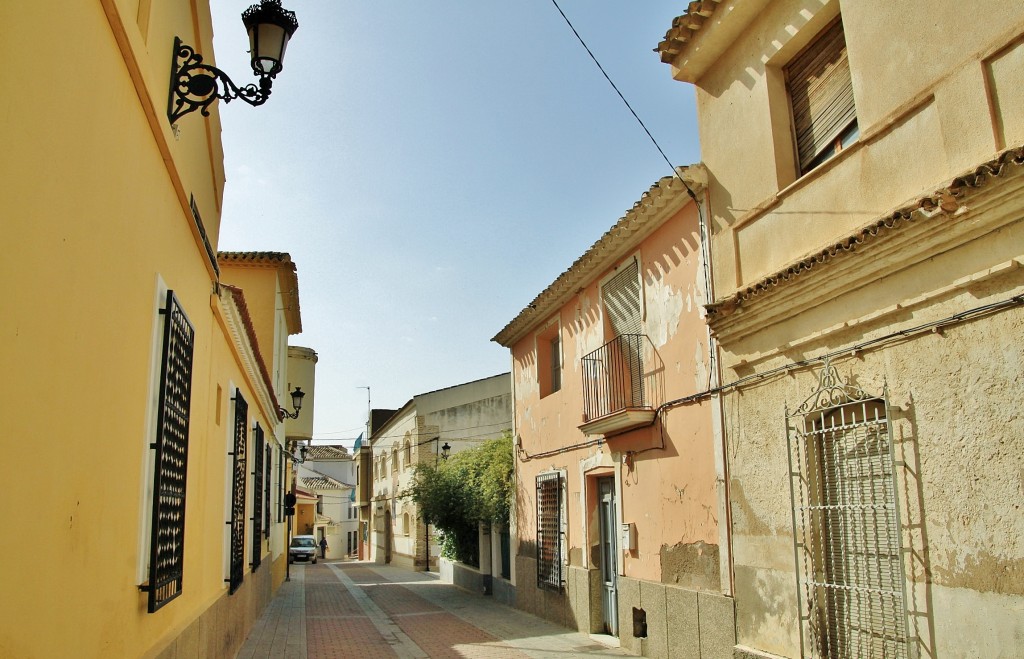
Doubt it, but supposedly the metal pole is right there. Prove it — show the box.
[286,508,292,582]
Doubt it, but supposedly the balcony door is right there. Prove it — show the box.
[601,260,643,410]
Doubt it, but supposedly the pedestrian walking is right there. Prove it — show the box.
[319,536,328,559]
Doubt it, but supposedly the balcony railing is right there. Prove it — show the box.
[580,334,656,435]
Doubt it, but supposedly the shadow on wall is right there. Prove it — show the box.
[893,394,937,659]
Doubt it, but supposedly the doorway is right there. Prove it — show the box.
[598,477,619,636]
[384,509,393,563]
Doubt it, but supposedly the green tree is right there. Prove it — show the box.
[403,433,513,566]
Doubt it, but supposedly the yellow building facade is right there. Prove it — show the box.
[659,1,1024,657]
[1,2,310,657]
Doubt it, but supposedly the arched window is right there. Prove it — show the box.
[391,446,399,473]
[403,437,412,467]
[402,512,410,536]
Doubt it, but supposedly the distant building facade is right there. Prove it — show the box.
[366,374,512,573]
[300,445,359,559]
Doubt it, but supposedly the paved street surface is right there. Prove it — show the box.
[236,561,630,659]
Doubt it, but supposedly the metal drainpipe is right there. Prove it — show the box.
[695,185,735,597]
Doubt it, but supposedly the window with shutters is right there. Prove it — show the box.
[536,472,564,591]
[227,390,248,595]
[277,445,284,523]
[143,290,195,613]
[786,17,858,175]
[264,444,272,538]
[251,423,264,572]
[787,360,909,659]
[537,320,562,398]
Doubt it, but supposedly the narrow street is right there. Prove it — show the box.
[236,561,630,659]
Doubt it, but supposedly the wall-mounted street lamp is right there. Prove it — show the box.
[168,0,299,124]
[279,387,306,419]
[441,442,451,460]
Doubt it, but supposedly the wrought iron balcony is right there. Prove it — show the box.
[579,333,656,436]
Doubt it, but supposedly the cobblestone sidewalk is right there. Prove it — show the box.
[236,561,629,658]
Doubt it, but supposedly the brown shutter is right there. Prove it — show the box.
[602,259,642,336]
[786,19,856,172]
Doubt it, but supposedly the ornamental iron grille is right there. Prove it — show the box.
[251,423,265,571]
[786,359,909,658]
[227,391,248,594]
[144,290,195,613]
[581,333,648,421]
[536,472,563,591]
[264,444,272,538]
[277,445,284,523]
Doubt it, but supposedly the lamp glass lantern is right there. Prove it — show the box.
[242,0,299,77]
[290,387,305,412]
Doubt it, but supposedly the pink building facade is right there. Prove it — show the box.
[494,168,736,657]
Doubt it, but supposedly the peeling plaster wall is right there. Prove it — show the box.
[510,198,724,641]
[722,264,1024,658]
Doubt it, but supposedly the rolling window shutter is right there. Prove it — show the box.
[786,19,856,172]
[602,260,642,336]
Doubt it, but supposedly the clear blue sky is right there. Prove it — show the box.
[210,1,700,446]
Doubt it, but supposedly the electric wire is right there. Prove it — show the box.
[517,293,1024,460]
[548,0,700,203]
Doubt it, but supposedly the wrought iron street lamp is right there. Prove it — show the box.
[441,442,451,460]
[279,387,306,420]
[168,0,299,124]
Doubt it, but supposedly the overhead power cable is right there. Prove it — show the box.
[549,0,680,180]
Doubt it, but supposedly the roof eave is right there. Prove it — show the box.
[492,167,704,348]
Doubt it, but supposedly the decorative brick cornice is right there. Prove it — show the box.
[707,145,1024,319]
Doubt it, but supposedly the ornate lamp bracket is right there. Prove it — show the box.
[167,37,272,125]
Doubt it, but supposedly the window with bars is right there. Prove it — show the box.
[144,290,195,613]
[277,445,284,523]
[251,423,265,571]
[787,362,908,659]
[264,444,272,538]
[786,17,858,175]
[536,472,563,591]
[227,390,248,595]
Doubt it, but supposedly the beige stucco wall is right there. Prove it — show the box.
[681,0,1024,296]
[285,346,318,441]
[660,3,1024,656]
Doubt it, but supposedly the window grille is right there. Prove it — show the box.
[251,422,264,571]
[277,445,284,523]
[144,290,195,613]
[227,390,248,595]
[264,444,272,538]
[536,472,563,591]
[787,359,909,658]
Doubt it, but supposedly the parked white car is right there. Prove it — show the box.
[289,535,317,564]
